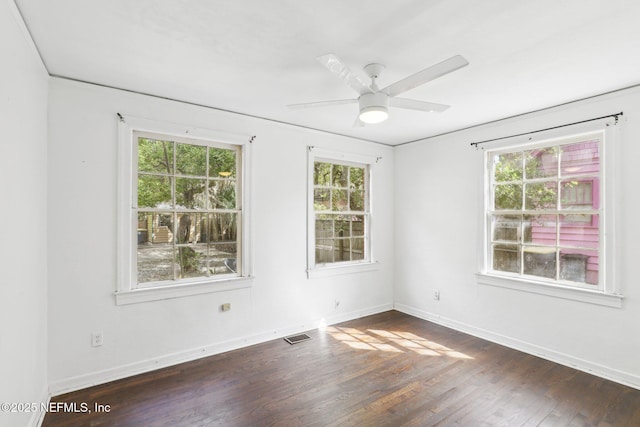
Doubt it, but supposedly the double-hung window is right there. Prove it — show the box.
[307,148,374,275]
[117,117,252,304]
[487,133,602,287]
[480,127,621,306]
[135,132,241,283]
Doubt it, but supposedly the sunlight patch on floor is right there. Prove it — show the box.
[325,326,473,359]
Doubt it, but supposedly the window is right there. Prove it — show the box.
[136,132,241,283]
[307,148,375,275]
[486,132,603,290]
[117,117,252,304]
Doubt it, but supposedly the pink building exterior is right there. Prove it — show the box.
[529,140,600,284]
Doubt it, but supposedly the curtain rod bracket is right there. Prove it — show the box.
[613,111,623,125]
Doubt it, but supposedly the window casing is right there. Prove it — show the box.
[117,117,252,304]
[307,148,375,274]
[485,131,605,291]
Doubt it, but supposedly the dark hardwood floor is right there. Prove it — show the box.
[42,311,640,426]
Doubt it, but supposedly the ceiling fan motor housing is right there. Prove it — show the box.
[359,92,389,123]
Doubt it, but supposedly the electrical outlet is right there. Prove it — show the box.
[91,332,103,347]
[433,290,440,301]
[221,303,231,312]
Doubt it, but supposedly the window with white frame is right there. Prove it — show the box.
[485,132,604,290]
[135,131,242,283]
[117,117,252,304]
[308,150,372,271]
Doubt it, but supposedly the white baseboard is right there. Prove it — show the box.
[29,385,50,427]
[323,303,393,327]
[49,303,392,396]
[394,302,640,391]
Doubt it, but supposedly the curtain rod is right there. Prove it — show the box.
[470,111,623,148]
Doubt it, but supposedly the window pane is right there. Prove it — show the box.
[494,152,522,182]
[175,212,202,244]
[352,215,365,237]
[209,243,238,275]
[332,164,348,187]
[159,211,234,275]
[350,189,365,211]
[560,249,597,285]
[138,175,172,208]
[137,212,174,283]
[335,216,351,237]
[175,178,207,209]
[524,182,557,210]
[138,138,173,174]
[176,245,208,279]
[194,212,207,243]
[176,143,206,176]
[209,147,236,178]
[206,213,237,243]
[316,239,334,263]
[494,184,522,210]
[137,243,174,284]
[314,162,331,185]
[143,212,174,244]
[315,215,333,239]
[352,238,365,261]
[314,189,330,211]
[559,214,599,249]
[492,244,520,273]
[334,238,350,262]
[523,247,556,279]
[492,215,521,242]
[208,179,236,209]
[332,189,348,211]
[560,141,600,176]
[523,214,556,245]
[561,179,597,209]
[525,147,557,179]
[350,167,365,190]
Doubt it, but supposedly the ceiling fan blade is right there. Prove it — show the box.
[287,99,357,110]
[383,55,469,97]
[390,98,450,112]
[317,54,373,95]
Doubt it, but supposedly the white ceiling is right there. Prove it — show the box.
[16,0,640,145]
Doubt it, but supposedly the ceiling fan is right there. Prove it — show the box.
[288,54,469,125]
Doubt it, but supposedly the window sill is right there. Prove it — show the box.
[476,273,623,308]
[115,276,254,305]
[307,261,379,279]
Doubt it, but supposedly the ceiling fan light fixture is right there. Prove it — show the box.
[359,106,389,124]
[358,92,389,124]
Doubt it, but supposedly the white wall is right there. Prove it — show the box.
[46,78,394,393]
[394,85,640,388]
[0,1,49,426]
